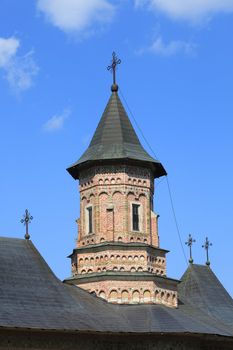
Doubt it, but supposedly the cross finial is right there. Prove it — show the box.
[202,237,212,266]
[107,51,121,92]
[21,209,33,240]
[185,234,196,264]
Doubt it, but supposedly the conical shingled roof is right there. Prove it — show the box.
[67,87,166,179]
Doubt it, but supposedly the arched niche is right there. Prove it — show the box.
[116,177,121,184]
[98,192,109,234]
[132,290,140,303]
[112,191,124,233]
[99,291,106,299]
[127,191,135,201]
[88,193,95,203]
[99,192,108,200]
[121,290,129,303]
[109,290,118,303]
[155,290,160,302]
[143,290,151,303]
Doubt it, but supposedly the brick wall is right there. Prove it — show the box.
[77,165,157,246]
[69,164,178,307]
[72,248,166,275]
[77,279,178,307]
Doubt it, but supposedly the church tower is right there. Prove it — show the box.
[66,53,179,307]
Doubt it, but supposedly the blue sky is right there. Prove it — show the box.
[0,0,233,295]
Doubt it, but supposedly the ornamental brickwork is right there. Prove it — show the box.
[72,247,166,276]
[77,165,157,247]
[77,280,178,307]
[68,164,179,307]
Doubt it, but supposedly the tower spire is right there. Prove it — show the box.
[107,51,121,92]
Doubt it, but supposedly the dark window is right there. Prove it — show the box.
[132,204,140,231]
[87,207,93,233]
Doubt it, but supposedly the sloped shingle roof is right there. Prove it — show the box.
[0,237,232,337]
[67,91,166,179]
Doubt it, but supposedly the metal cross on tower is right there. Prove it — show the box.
[107,51,121,86]
[185,234,196,264]
[202,237,212,266]
[21,209,33,240]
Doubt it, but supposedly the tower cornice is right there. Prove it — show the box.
[68,242,169,257]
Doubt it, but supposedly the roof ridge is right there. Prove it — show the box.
[115,92,126,147]
[115,92,140,146]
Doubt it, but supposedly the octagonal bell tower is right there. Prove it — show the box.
[65,54,179,307]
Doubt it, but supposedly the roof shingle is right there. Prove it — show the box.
[67,91,166,179]
[0,237,233,337]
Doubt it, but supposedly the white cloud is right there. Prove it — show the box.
[43,108,71,132]
[5,51,38,92]
[135,0,233,21]
[37,0,115,34]
[0,37,19,66]
[144,37,196,56]
[0,37,38,92]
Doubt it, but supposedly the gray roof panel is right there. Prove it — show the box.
[0,237,233,337]
[178,264,233,328]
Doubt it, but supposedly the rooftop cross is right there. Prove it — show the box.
[202,237,212,266]
[107,51,121,91]
[185,234,196,264]
[21,209,33,240]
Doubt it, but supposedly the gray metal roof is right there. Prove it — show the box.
[0,237,233,337]
[67,91,166,179]
[178,264,233,328]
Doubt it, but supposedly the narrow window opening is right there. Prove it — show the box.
[87,207,93,234]
[132,204,140,231]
